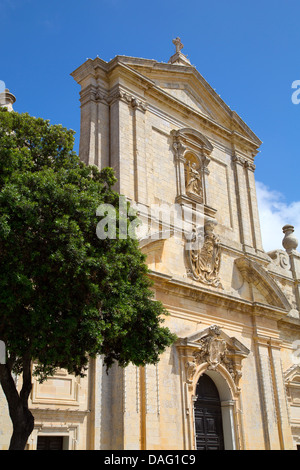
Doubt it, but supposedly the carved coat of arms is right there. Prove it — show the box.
[193,326,243,386]
[186,220,222,287]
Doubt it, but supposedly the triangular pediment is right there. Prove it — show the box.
[235,257,291,311]
[72,55,262,150]
[113,56,262,148]
[156,83,217,120]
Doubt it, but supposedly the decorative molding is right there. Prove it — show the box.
[171,128,214,155]
[148,269,293,322]
[31,367,80,406]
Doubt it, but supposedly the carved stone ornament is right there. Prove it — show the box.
[186,220,222,288]
[193,326,244,387]
[108,88,147,112]
[194,326,226,368]
[267,249,290,271]
[177,325,250,390]
[185,361,197,384]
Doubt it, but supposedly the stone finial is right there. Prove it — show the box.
[0,88,16,112]
[282,225,298,253]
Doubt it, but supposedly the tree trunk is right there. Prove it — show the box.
[0,355,34,450]
[8,405,34,450]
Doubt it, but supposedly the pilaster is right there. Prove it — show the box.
[79,85,109,168]
[252,328,294,449]
[131,98,148,205]
[232,154,253,251]
[244,160,264,253]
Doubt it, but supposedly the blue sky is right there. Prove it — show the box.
[1,0,299,251]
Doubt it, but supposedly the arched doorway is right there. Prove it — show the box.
[194,374,224,450]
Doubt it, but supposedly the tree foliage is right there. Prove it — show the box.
[0,108,176,449]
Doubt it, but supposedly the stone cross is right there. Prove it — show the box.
[173,37,183,53]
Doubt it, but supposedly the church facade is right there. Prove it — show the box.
[1,40,300,450]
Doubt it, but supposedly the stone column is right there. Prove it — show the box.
[221,400,236,450]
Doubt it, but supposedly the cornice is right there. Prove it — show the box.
[148,269,300,332]
[148,270,288,320]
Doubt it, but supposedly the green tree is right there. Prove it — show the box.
[0,109,176,450]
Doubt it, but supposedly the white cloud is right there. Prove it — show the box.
[256,181,300,253]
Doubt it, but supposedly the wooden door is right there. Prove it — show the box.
[37,435,64,450]
[194,374,224,450]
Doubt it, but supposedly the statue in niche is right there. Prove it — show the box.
[185,159,203,200]
[186,220,222,288]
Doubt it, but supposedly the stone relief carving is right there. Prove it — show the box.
[194,325,226,369]
[268,249,290,271]
[192,326,243,387]
[185,361,197,384]
[186,220,222,288]
[177,325,250,393]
